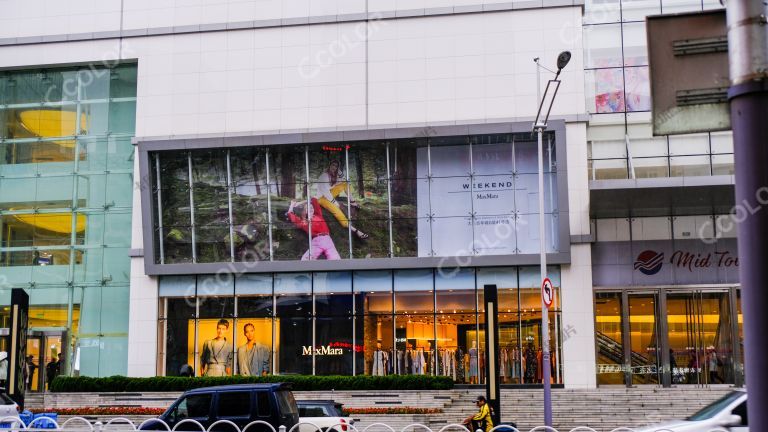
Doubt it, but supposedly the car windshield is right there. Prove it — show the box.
[276,390,298,415]
[687,392,744,421]
[299,405,328,417]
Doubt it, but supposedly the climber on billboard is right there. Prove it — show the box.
[286,198,341,260]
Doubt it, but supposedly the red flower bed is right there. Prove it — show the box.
[31,406,440,416]
[343,408,443,415]
[31,407,166,416]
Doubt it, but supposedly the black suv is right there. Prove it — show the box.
[143,383,299,432]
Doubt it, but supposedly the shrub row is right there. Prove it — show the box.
[50,375,454,393]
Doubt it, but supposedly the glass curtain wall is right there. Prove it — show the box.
[594,288,742,386]
[159,267,564,384]
[0,64,137,377]
[583,0,733,180]
[150,132,560,265]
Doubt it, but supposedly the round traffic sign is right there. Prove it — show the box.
[541,277,554,309]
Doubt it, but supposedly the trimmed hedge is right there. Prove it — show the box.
[49,375,454,393]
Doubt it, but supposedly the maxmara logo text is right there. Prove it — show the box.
[302,345,343,356]
[634,249,739,275]
[461,180,514,201]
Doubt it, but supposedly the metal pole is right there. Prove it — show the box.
[535,55,552,428]
[727,0,768,429]
[537,125,552,427]
[225,150,235,262]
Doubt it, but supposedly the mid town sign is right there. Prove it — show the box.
[593,239,740,286]
[668,249,739,271]
[636,249,739,275]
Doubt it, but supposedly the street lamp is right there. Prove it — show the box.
[533,50,570,428]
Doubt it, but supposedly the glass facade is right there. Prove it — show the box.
[0,64,137,378]
[158,267,564,385]
[583,0,733,180]
[592,216,744,386]
[149,132,560,264]
[595,288,742,386]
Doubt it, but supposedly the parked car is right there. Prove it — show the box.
[141,383,299,432]
[296,400,354,432]
[0,392,19,421]
[634,390,747,432]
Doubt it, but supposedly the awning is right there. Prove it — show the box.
[590,176,735,218]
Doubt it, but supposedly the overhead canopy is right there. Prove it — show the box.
[590,176,735,218]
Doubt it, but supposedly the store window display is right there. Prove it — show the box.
[158,268,563,382]
[200,319,233,377]
[353,270,393,375]
[434,269,476,383]
[275,273,312,375]
[236,322,269,376]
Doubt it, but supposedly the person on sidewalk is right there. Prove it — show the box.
[463,395,493,432]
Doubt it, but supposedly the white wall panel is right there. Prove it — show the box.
[0,0,122,39]
[368,8,584,126]
[0,39,123,68]
[561,243,597,389]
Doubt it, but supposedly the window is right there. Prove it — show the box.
[256,392,272,417]
[276,390,298,415]
[298,405,328,417]
[151,133,561,264]
[218,392,251,417]
[583,0,733,180]
[175,394,212,420]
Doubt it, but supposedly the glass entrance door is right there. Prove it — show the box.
[627,293,661,385]
[42,334,62,390]
[25,336,42,392]
[594,292,625,385]
[24,332,64,392]
[666,290,733,385]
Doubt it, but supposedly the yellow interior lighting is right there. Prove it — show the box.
[18,109,87,144]
[12,213,86,234]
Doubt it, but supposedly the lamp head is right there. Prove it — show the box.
[556,51,571,72]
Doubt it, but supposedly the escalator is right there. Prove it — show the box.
[596,330,659,375]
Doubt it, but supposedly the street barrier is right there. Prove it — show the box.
[0,417,736,432]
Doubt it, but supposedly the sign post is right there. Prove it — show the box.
[726,1,768,430]
[483,284,501,426]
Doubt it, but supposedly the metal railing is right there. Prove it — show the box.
[0,417,735,432]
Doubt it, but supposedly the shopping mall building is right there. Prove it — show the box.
[0,0,742,390]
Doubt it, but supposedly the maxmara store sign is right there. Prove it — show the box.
[592,238,739,286]
[302,345,343,356]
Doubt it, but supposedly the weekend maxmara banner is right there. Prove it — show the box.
[416,140,558,257]
[152,133,560,265]
[592,238,740,286]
